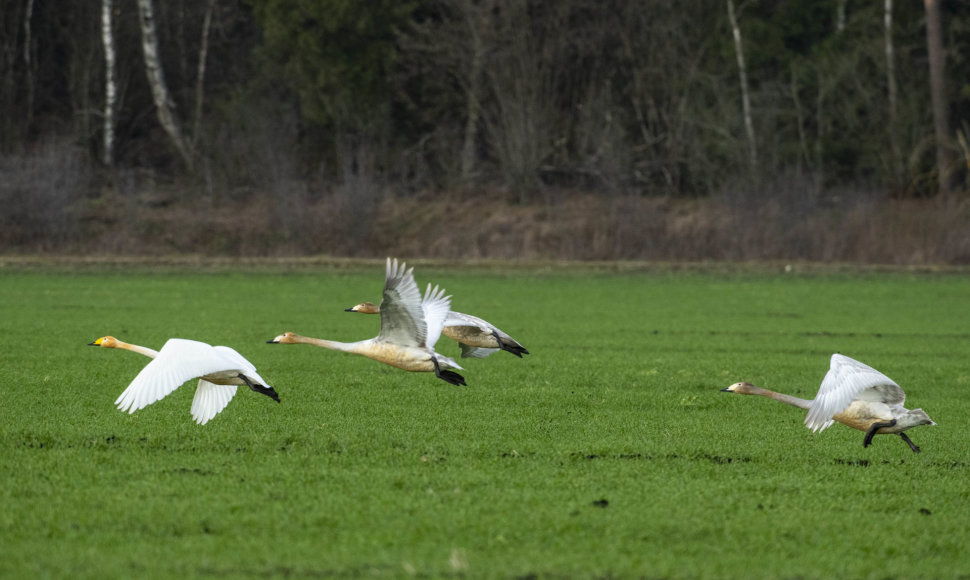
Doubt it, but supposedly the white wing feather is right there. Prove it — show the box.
[377,258,426,348]
[191,380,238,425]
[804,354,905,432]
[114,339,252,415]
[189,346,271,425]
[421,283,452,349]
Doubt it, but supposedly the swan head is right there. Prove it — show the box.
[721,381,759,395]
[900,408,936,428]
[267,332,298,344]
[88,336,119,348]
[345,301,379,314]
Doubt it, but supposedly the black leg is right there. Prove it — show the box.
[432,358,466,386]
[899,432,921,453]
[863,420,897,448]
[239,374,281,403]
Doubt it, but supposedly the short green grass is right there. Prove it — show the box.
[2,263,970,579]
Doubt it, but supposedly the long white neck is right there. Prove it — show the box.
[115,340,160,359]
[292,334,365,354]
[744,385,812,410]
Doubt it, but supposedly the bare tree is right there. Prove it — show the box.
[884,0,901,183]
[459,0,490,183]
[924,0,952,193]
[727,0,757,172]
[191,0,216,149]
[136,0,193,169]
[101,0,117,166]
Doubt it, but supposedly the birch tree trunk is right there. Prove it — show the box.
[884,0,901,183]
[727,0,757,172]
[136,0,194,170]
[924,0,951,193]
[101,0,117,166]
[191,0,216,149]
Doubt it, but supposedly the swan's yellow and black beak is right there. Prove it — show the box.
[344,307,355,312]
[88,338,104,346]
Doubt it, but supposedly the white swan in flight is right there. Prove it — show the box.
[89,336,279,425]
[721,353,934,452]
[344,301,529,359]
[268,258,466,385]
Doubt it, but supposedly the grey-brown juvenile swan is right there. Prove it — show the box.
[721,354,935,452]
[344,304,529,359]
[268,258,466,386]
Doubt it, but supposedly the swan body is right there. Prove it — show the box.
[89,336,279,425]
[345,302,529,359]
[269,258,466,385]
[721,354,934,452]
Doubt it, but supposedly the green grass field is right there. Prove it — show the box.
[2,262,969,579]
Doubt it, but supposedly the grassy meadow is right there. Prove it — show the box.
[1,261,969,579]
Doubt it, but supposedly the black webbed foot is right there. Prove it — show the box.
[433,358,467,386]
[239,374,281,403]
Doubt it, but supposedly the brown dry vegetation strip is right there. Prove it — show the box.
[2,254,970,276]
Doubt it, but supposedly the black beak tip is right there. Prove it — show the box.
[720,388,731,392]
[344,308,354,312]
[266,340,277,344]
[87,342,98,346]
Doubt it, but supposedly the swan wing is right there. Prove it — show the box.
[114,339,243,415]
[805,354,904,432]
[422,283,452,349]
[459,344,499,358]
[191,380,239,425]
[212,344,273,389]
[443,311,493,333]
[212,345,259,374]
[377,258,426,348]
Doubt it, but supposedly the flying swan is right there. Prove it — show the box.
[344,301,529,359]
[721,353,935,452]
[268,258,466,385]
[89,336,279,425]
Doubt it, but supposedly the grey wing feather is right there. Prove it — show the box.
[445,310,526,352]
[459,343,499,358]
[804,354,904,432]
[377,258,426,347]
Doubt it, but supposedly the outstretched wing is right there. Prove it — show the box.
[114,339,244,415]
[804,354,905,432]
[191,380,239,425]
[421,283,452,349]
[377,258,426,348]
[443,311,492,332]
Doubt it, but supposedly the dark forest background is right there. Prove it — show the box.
[1,0,968,263]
